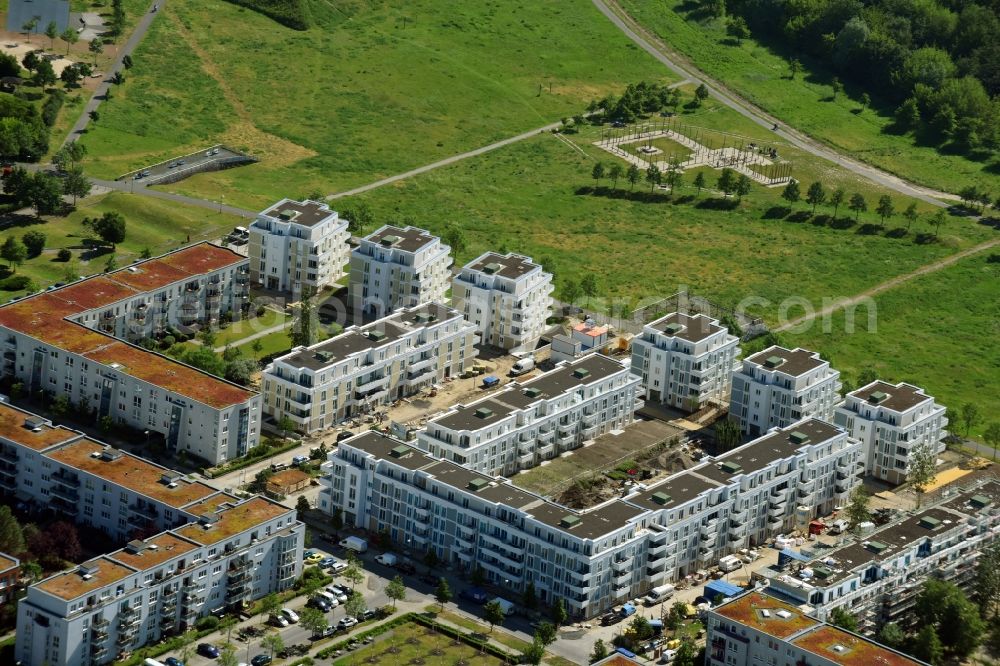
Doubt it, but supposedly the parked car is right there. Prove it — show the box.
[319,556,337,569]
[312,625,337,639]
[396,560,417,575]
[460,587,488,604]
[280,608,300,623]
[337,616,359,630]
[307,596,331,612]
[269,614,289,628]
[360,608,378,621]
[336,430,355,442]
[328,559,348,574]
[165,658,185,666]
[251,655,272,666]
[292,454,310,465]
[303,552,323,565]
[326,585,348,603]
[197,644,220,658]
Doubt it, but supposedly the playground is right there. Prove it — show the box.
[596,119,793,187]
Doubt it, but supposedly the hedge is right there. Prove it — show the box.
[202,439,299,478]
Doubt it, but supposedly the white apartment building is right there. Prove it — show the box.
[630,312,740,412]
[16,495,303,666]
[262,303,477,433]
[730,346,842,437]
[451,252,553,352]
[0,243,260,464]
[705,590,925,666]
[248,198,350,296]
[319,419,860,619]
[348,225,452,317]
[834,381,948,485]
[417,354,642,476]
[757,479,1000,635]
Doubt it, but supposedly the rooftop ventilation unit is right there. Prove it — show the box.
[524,388,542,399]
[919,516,942,530]
[100,448,124,462]
[651,492,672,506]
[560,515,582,529]
[277,209,299,221]
[125,540,147,554]
[970,494,992,509]
[467,477,489,492]
[866,541,888,554]
[763,355,786,369]
[367,330,386,342]
[160,471,182,485]
[774,610,792,619]
[315,350,334,363]
[789,431,810,445]
[78,563,100,576]
[663,323,684,335]
[199,511,220,525]
[720,461,743,475]
[483,262,502,275]
[380,235,401,247]
[474,408,494,419]
[572,368,591,380]
[390,445,410,459]
[23,417,47,431]
[868,391,889,404]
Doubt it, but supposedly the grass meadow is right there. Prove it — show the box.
[616,0,1000,196]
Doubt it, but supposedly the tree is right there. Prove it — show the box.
[830,187,846,218]
[259,592,281,622]
[848,193,867,220]
[261,631,284,659]
[789,58,802,79]
[694,83,709,105]
[915,578,984,659]
[626,164,641,191]
[591,161,605,189]
[781,180,801,206]
[844,486,871,533]
[727,16,750,44]
[608,163,624,189]
[45,21,58,49]
[22,230,46,258]
[580,274,598,305]
[0,506,24,554]
[859,92,871,110]
[471,565,486,587]
[22,18,39,42]
[342,554,365,590]
[645,164,661,192]
[60,64,82,87]
[734,174,751,202]
[32,59,56,87]
[435,577,452,610]
[665,166,683,193]
[550,597,567,627]
[560,279,581,307]
[344,590,366,619]
[60,28,79,55]
[250,338,263,361]
[716,419,741,451]
[84,211,126,247]
[442,225,465,258]
[535,621,557,646]
[806,181,826,213]
[959,401,980,436]
[876,195,895,226]
[62,165,91,205]
[831,77,843,100]
[89,39,103,65]
[983,422,1000,461]
[1,237,28,272]
[295,496,311,515]
[829,607,858,632]
[382,574,406,608]
[483,599,506,633]
[974,542,1000,618]
[877,622,905,650]
[931,210,945,238]
[89,110,99,123]
[673,638,698,666]
[522,637,545,665]
[224,357,256,386]
[903,202,919,231]
[911,626,943,665]
[717,168,736,196]
[693,171,706,195]
[57,248,71,262]
[908,444,937,508]
[590,639,609,663]
[289,287,317,348]
[218,644,239,666]
[300,607,328,637]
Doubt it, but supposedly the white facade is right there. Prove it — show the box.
[630,312,740,412]
[262,303,477,433]
[348,225,452,317]
[0,243,260,464]
[418,354,641,476]
[729,346,842,437]
[320,419,860,619]
[833,381,948,485]
[452,252,553,352]
[248,198,350,296]
[16,496,303,666]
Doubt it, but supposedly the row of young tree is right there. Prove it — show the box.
[706,0,1000,154]
[590,161,754,200]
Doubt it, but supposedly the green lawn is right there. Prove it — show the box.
[791,253,1000,439]
[214,307,287,347]
[615,0,999,196]
[624,135,694,162]
[332,621,506,666]
[0,191,242,298]
[80,0,674,209]
[431,609,533,653]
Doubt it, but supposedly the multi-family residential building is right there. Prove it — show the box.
[0,243,259,464]
[248,198,350,296]
[262,303,477,433]
[451,252,553,353]
[16,495,303,666]
[833,381,948,485]
[729,346,842,437]
[705,590,925,666]
[757,479,1000,634]
[417,354,642,476]
[319,419,860,619]
[630,312,740,412]
[348,225,452,317]
[0,551,19,604]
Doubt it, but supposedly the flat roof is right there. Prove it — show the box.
[713,591,820,639]
[699,420,842,482]
[45,439,216,509]
[52,276,140,312]
[174,497,292,546]
[792,624,923,666]
[0,402,80,452]
[527,499,645,541]
[521,354,626,397]
[107,242,245,293]
[648,312,725,343]
[849,381,932,413]
[260,199,338,228]
[85,341,255,409]
[573,322,609,337]
[36,556,135,602]
[348,431,438,472]
[627,469,722,511]
[746,346,826,377]
[424,460,539,509]
[108,533,198,572]
[430,399,514,432]
[0,552,18,572]
[465,252,539,280]
[365,225,439,253]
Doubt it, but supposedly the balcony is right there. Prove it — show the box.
[413,506,430,522]
[408,355,435,373]
[518,452,534,467]
[612,555,634,572]
[729,510,746,526]
[51,471,79,487]
[130,503,159,519]
[582,412,598,427]
[648,541,668,557]
[405,366,433,384]
[769,504,785,518]
[48,495,76,515]
[613,570,632,588]
[90,627,108,642]
[768,516,784,529]
[537,442,556,458]
[355,373,389,394]
[557,424,575,438]
[835,479,851,494]
[0,449,17,464]
[836,463,851,479]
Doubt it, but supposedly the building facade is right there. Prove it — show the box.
[417,354,642,476]
[348,225,452,317]
[0,243,260,464]
[757,479,1000,634]
[248,198,350,296]
[451,252,553,353]
[833,381,948,485]
[730,346,842,437]
[705,590,924,666]
[319,419,860,619]
[0,552,19,604]
[262,303,477,433]
[16,496,303,666]
[630,312,740,413]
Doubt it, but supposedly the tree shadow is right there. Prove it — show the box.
[695,197,738,211]
[787,211,812,223]
[762,206,791,220]
[673,194,696,205]
[913,233,938,245]
[811,214,831,227]
[885,227,909,239]
[828,216,856,230]
[978,216,1000,230]
[0,213,42,231]
[856,223,881,235]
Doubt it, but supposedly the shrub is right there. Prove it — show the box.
[41,90,65,127]
[195,615,219,631]
[56,248,72,262]
[0,275,33,291]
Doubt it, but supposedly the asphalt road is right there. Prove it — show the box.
[120,146,246,185]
